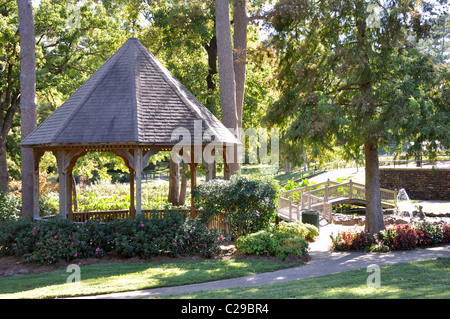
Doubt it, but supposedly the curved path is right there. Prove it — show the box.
[77,219,450,299]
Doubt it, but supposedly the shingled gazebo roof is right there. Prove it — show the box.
[21,37,238,148]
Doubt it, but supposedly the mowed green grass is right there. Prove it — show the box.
[159,258,450,299]
[0,257,301,299]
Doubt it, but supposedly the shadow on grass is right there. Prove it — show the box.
[0,257,302,298]
[166,258,449,299]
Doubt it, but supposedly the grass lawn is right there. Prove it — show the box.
[273,169,322,185]
[0,257,301,299]
[159,258,450,299]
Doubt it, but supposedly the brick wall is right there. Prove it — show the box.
[379,168,450,200]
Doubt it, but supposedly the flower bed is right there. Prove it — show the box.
[0,214,224,265]
[330,222,450,252]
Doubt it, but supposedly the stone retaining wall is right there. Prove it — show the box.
[379,167,450,200]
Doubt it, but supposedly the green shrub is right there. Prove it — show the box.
[0,191,21,222]
[235,230,309,261]
[235,230,280,256]
[179,218,224,258]
[0,214,223,265]
[112,214,185,258]
[0,191,58,223]
[277,220,319,240]
[194,175,279,239]
[275,233,310,260]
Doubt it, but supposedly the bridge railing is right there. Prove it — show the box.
[278,180,397,222]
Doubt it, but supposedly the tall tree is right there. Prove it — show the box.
[1,0,128,191]
[264,0,449,233]
[233,0,247,171]
[0,1,21,192]
[216,0,239,176]
[17,0,36,219]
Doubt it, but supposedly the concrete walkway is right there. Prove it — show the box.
[78,219,450,299]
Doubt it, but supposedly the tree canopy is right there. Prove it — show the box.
[2,0,277,190]
[263,0,449,232]
[265,0,448,160]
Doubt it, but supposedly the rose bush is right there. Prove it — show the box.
[0,214,223,265]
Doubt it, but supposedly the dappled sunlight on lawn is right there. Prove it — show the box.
[0,258,299,299]
[161,258,450,299]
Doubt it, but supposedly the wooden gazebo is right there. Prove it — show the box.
[20,38,239,222]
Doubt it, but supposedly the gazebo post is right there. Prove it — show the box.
[189,149,198,218]
[53,150,85,219]
[113,149,136,219]
[53,150,69,219]
[135,148,143,216]
[67,165,74,220]
[129,166,135,219]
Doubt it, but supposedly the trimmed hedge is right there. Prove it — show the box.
[0,214,224,265]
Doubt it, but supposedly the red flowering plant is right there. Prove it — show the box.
[331,222,450,252]
[379,224,418,250]
[443,224,450,243]
[330,227,378,251]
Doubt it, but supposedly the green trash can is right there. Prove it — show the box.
[302,211,320,231]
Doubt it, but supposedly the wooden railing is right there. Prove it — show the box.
[67,209,191,223]
[45,208,229,233]
[278,180,397,222]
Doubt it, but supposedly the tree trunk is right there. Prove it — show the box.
[232,0,247,172]
[204,35,218,110]
[168,157,180,205]
[0,139,8,193]
[233,0,247,128]
[364,140,385,233]
[216,0,238,174]
[18,0,37,219]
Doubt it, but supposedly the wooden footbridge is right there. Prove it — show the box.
[277,180,397,223]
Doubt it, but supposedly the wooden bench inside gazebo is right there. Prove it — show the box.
[20,38,240,228]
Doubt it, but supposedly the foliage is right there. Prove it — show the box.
[277,220,319,240]
[330,222,450,252]
[235,230,309,261]
[0,191,21,222]
[235,230,280,256]
[264,0,449,162]
[281,178,315,192]
[275,233,310,261]
[0,215,223,265]
[139,0,278,125]
[3,0,278,189]
[194,175,279,238]
[76,180,175,211]
[1,0,129,187]
[179,217,225,258]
